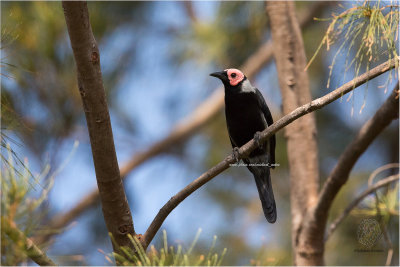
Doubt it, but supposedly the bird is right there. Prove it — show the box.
[210,68,277,223]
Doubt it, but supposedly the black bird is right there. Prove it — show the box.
[210,68,277,223]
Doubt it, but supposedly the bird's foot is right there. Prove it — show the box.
[254,131,262,147]
[232,147,241,163]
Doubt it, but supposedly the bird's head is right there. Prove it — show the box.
[210,68,246,88]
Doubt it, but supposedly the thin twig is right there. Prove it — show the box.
[314,81,399,232]
[384,230,394,266]
[325,175,399,241]
[142,59,398,249]
[376,193,394,267]
[2,217,57,266]
[368,163,398,266]
[368,163,399,186]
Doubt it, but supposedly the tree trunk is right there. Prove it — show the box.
[62,1,135,253]
[265,1,322,265]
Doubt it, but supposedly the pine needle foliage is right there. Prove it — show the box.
[1,23,19,77]
[1,141,78,265]
[306,0,399,110]
[106,229,227,266]
[1,25,30,177]
[352,182,399,218]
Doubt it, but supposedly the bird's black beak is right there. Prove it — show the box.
[210,71,227,82]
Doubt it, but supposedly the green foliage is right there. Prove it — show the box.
[352,181,399,218]
[306,1,399,114]
[1,23,19,79]
[353,164,399,220]
[106,229,227,266]
[1,141,78,265]
[308,1,399,73]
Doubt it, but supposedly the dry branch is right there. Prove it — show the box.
[291,82,400,265]
[325,175,399,240]
[313,83,399,234]
[62,1,135,251]
[141,59,397,249]
[2,217,57,266]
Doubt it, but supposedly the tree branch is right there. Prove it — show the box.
[2,217,57,266]
[368,163,399,186]
[313,82,399,234]
[62,1,135,251]
[34,17,276,247]
[294,82,400,264]
[325,175,399,241]
[141,59,397,250]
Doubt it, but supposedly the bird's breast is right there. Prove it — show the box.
[225,93,267,148]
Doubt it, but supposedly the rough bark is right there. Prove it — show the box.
[62,1,135,251]
[266,1,320,265]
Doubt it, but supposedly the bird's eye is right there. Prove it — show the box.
[231,73,237,78]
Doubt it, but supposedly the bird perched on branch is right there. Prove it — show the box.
[210,68,277,223]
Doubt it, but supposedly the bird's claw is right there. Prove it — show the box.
[232,147,240,162]
[254,131,262,147]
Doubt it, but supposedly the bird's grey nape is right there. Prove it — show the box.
[240,79,256,93]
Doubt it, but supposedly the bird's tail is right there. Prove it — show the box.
[251,166,276,223]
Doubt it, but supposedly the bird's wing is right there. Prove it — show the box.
[255,88,276,168]
[225,121,238,148]
[228,133,238,148]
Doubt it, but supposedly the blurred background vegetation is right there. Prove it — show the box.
[1,1,398,265]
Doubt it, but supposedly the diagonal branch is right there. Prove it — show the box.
[2,217,57,266]
[34,19,276,247]
[313,82,399,231]
[141,59,398,249]
[32,1,354,245]
[62,1,135,251]
[325,175,399,241]
[34,37,271,247]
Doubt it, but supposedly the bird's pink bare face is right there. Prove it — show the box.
[225,68,244,86]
